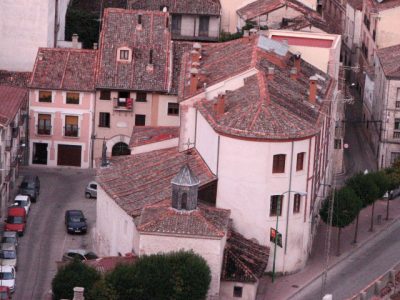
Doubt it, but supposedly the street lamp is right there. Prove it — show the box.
[271,190,307,283]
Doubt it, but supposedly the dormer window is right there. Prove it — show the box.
[117,47,132,63]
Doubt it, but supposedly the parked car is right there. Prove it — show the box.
[389,187,400,200]
[0,244,17,270]
[5,207,26,236]
[0,266,15,293]
[13,195,31,215]
[62,249,98,262]
[85,181,97,199]
[19,175,40,202]
[0,286,11,299]
[0,232,18,250]
[65,210,87,234]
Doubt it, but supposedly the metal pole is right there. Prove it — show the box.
[272,198,280,283]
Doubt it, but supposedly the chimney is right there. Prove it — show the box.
[72,33,79,49]
[267,67,274,80]
[290,67,298,80]
[93,43,98,50]
[293,51,301,73]
[190,50,200,64]
[193,43,202,52]
[216,92,225,116]
[309,76,318,103]
[38,52,44,61]
[190,68,199,94]
[146,49,154,72]
[73,287,84,300]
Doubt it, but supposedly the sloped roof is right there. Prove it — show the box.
[29,48,97,92]
[0,86,28,126]
[96,147,216,217]
[137,200,230,238]
[96,8,172,92]
[377,44,400,79]
[171,164,200,186]
[130,126,179,147]
[222,230,270,282]
[129,0,221,15]
[181,35,332,140]
[0,71,31,88]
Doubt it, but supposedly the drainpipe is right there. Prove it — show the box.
[284,141,295,256]
[54,0,59,48]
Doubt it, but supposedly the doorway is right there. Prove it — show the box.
[32,143,48,165]
[112,142,130,156]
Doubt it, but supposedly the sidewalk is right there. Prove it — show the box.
[257,197,400,300]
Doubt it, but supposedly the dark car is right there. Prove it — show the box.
[62,249,98,262]
[19,175,40,202]
[65,210,87,234]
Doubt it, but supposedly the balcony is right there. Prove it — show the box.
[113,98,133,111]
[393,131,400,139]
[64,125,79,137]
[37,125,52,136]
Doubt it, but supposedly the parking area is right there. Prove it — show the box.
[10,166,96,300]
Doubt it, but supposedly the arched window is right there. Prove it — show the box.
[112,142,130,156]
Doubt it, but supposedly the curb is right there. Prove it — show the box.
[287,215,400,299]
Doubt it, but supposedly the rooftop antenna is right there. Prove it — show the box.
[182,138,195,163]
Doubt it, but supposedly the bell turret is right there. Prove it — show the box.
[171,164,200,210]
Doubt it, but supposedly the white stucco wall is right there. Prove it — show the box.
[139,233,226,298]
[0,0,70,72]
[220,281,258,300]
[158,95,180,126]
[96,185,139,256]
[377,7,400,49]
[131,138,179,155]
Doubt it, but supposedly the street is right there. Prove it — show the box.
[291,218,400,300]
[12,167,95,300]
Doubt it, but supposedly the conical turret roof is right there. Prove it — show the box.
[171,164,200,187]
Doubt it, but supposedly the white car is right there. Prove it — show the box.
[0,243,17,269]
[13,194,31,215]
[0,265,16,293]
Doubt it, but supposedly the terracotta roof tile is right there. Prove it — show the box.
[0,86,28,126]
[29,48,97,92]
[84,255,137,273]
[96,147,216,217]
[0,71,31,88]
[129,0,221,15]
[138,200,230,238]
[130,126,179,147]
[96,9,172,92]
[222,230,270,282]
[377,44,400,79]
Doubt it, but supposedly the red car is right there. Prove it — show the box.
[0,286,10,299]
[5,206,26,236]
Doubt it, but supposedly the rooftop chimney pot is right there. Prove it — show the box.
[290,67,298,80]
[190,50,200,63]
[309,76,318,104]
[267,67,275,80]
[72,34,79,49]
[93,43,98,50]
[193,43,202,51]
[293,51,301,74]
[190,68,199,94]
[216,92,226,116]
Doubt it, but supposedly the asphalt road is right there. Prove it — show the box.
[290,218,400,300]
[12,167,95,300]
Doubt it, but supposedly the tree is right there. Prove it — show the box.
[86,279,118,300]
[368,171,390,231]
[320,187,362,255]
[106,251,211,300]
[384,166,400,220]
[346,173,379,242]
[52,260,101,300]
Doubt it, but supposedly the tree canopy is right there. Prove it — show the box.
[346,173,380,206]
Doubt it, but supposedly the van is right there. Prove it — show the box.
[5,207,26,236]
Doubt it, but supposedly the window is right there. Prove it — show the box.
[100,90,111,100]
[172,15,182,33]
[395,118,400,130]
[397,88,400,101]
[296,152,305,171]
[120,50,129,60]
[270,195,283,216]
[396,101,400,109]
[66,92,79,104]
[293,194,301,213]
[199,16,210,37]
[136,92,147,102]
[334,139,342,149]
[135,114,146,126]
[39,91,52,103]
[233,286,243,298]
[391,152,400,165]
[99,112,110,128]
[167,103,179,116]
[37,114,51,135]
[272,154,285,173]
[65,116,79,137]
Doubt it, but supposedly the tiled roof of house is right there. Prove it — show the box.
[96,147,216,217]
[96,9,173,93]
[0,71,31,88]
[84,254,137,273]
[129,0,221,15]
[130,126,179,147]
[137,200,230,238]
[181,35,332,140]
[0,86,28,126]
[368,0,400,11]
[171,41,193,94]
[377,44,400,79]
[222,230,270,282]
[29,48,97,92]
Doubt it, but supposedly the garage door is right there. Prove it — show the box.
[57,145,82,167]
